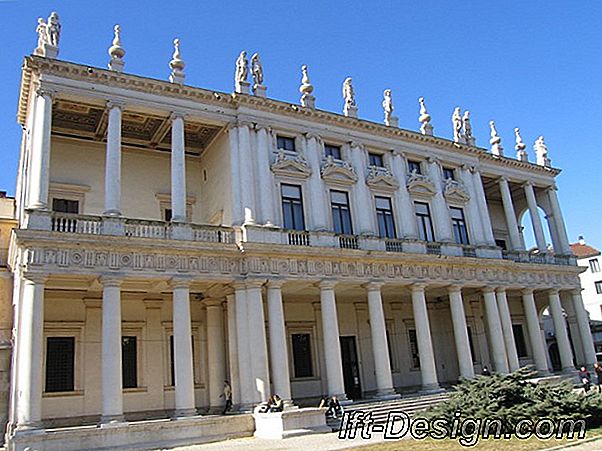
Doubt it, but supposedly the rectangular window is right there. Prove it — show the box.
[368,153,384,168]
[408,329,420,369]
[512,325,528,358]
[495,239,507,251]
[415,201,435,242]
[324,144,342,160]
[164,208,173,222]
[330,190,353,235]
[277,136,296,152]
[375,196,396,238]
[45,337,75,392]
[442,167,455,181]
[281,184,305,231]
[450,207,470,245]
[595,281,602,295]
[407,160,422,174]
[291,333,313,378]
[590,259,600,273]
[52,198,79,214]
[122,336,138,389]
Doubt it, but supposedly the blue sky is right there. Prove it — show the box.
[1,1,601,249]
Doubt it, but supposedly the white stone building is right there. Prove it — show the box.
[4,13,598,450]
[570,237,602,321]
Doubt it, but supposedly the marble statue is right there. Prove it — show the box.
[489,120,504,156]
[534,135,551,167]
[251,53,263,86]
[514,128,528,162]
[34,12,60,58]
[108,25,126,72]
[47,12,61,47]
[418,97,433,135]
[235,51,249,93]
[35,18,48,51]
[463,111,475,146]
[342,77,357,117]
[383,89,393,121]
[169,38,186,84]
[452,107,464,143]
[299,65,315,108]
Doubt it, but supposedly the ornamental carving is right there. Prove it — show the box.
[321,155,357,186]
[271,150,311,179]
[406,171,436,197]
[366,166,399,192]
[443,179,470,204]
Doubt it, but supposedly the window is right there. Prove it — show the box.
[324,144,342,160]
[408,329,420,369]
[590,259,600,273]
[450,207,470,245]
[495,239,507,251]
[164,208,173,222]
[277,136,296,152]
[415,201,435,242]
[368,153,384,168]
[45,337,75,392]
[122,336,138,389]
[512,325,528,358]
[407,160,422,174]
[330,190,353,235]
[52,198,79,214]
[281,184,305,231]
[442,167,455,181]
[375,196,396,238]
[595,281,602,295]
[291,333,313,378]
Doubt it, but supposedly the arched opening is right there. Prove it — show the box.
[519,206,554,253]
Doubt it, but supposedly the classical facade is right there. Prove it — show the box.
[570,237,602,321]
[4,12,598,449]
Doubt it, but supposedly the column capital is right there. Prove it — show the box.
[447,285,463,294]
[318,279,337,290]
[34,83,56,99]
[546,184,558,193]
[245,279,266,289]
[522,180,534,189]
[481,287,495,295]
[426,156,439,165]
[391,148,405,157]
[498,176,509,184]
[255,123,272,133]
[23,272,48,284]
[495,287,507,294]
[521,288,535,296]
[569,287,583,296]
[364,281,384,292]
[170,277,192,289]
[106,99,126,110]
[99,274,123,287]
[348,140,364,151]
[304,131,322,142]
[548,288,560,296]
[231,280,247,291]
[266,279,285,289]
[411,282,427,292]
[204,298,224,308]
[170,111,187,121]
[236,120,254,129]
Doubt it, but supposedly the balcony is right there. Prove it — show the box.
[501,250,576,266]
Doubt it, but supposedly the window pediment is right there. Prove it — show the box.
[321,156,357,186]
[443,179,470,204]
[366,166,399,192]
[406,172,436,197]
[271,150,311,179]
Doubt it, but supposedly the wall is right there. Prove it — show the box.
[199,133,231,225]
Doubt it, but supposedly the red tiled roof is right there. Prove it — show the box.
[570,242,601,259]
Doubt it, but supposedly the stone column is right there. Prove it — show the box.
[410,284,440,391]
[366,282,396,398]
[390,152,419,239]
[521,289,550,374]
[319,280,347,399]
[104,101,123,216]
[524,182,547,252]
[482,288,509,373]
[255,125,276,225]
[170,113,187,222]
[546,187,571,255]
[427,158,453,242]
[548,289,574,372]
[100,276,124,423]
[143,299,164,411]
[571,289,597,366]
[246,281,270,403]
[228,125,244,225]
[496,288,520,371]
[27,88,53,210]
[171,279,196,417]
[237,123,256,224]
[448,286,475,379]
[498,178,523,251]
[205,299,226,413]
[83,299,102,414]
[233,283,254,408]
[471,170,496,245]
[14,274,46,430]
[225,293,240,406]
[348,143,374,235]
[266,280,292,402]
[460,166,485,245]
[304,134,329,231]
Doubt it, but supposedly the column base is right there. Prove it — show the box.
[171,408,198,419]
[99,414,125,427]
[419,384,443,394]
[13,422,44,434]
[207,405,227,415]
[373,388,401,400]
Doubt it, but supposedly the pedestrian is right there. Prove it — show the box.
[220,380,232,414]
[594,363,602,393]
[481,366,491,376]
[579,366,591,393]
[326,395,343,419]
[269,394,283,412]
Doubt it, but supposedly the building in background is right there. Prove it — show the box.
[570,237,602,321]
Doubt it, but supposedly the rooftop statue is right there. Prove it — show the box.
[342,77,357,117]
[299,65,315,108]
[108,25,126,72]
[169,39,185,84]
[489,120,504,156]
[463,111,475,146]
[251,53,263,86]
[34,11,61,58]
[47,11,61,47]
[35,18,48,53]
[452,107,464,143]
[514,127,528,162]
[534,135,551,167]
[235,51,250,93]
[418,97,433,135]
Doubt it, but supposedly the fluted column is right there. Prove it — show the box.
[206,299,226,413]
[523,182,547,252]
[460,166,485,245]
[226,293,240,406]
[171,278,196,417]
[496,288,520,371]
[498,177,523,251]
[366,282,396,397]
[427,158,453,242]
[571,289,597,366]
[546,187,571,255]
[246,281,270,403]
[266,280,292,402]
[104,100,124,216]
[27,88,54,210]
[170,112,187,222]
[390,152,419,239]
[482,288,509,373]
[448,286,475,379]
[255,125,276,225]
[100,276,124,423]
[233,283,253,408]
[319,280,347,399]
[348,142,374,235]
[471,169,496,245]
[521,289,549,374]
[237,123,256,224]
[411,284,439,390]
[14,274,46,430]
[304,133,329,231]
[548,289,574,372]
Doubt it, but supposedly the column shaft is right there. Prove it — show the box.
[571,290,597,366]
[319,282,347,398]
[411,285,440,390]
[228,125,244,225]
[427,160,453,242]
[237,124,256,224]
[524,183,547,252]
[547,188,571,254]
[170,114,187,222]
[234,285,254,407]
[255,126,275,225]
[548,290,574,372]
[448,287,475,379]
[172,281,196,416]
[267,282,292,401]
[28,89,53,210]
[349,143,374,235]
[206,301,226,411]
[226,294,241,406]
[101,278,124,422]
[390,154,419,239]
[460,168,485,245]
[471,170,496,245]
[246,283,270,403]
[104,102,123,216]
[304,135,329,231]
[498,178,523,251]
[521,290,549,374]
[483,289,509,373]
[496,289,520,371]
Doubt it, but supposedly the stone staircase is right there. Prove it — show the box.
[326,391,450,431]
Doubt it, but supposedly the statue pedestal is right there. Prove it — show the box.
[301,94,315,109]
[386,116,399,127]
[344,105,358,118]
[42,44,59,59]
[108,58,125,73]
[253,84,267,98]
[235,81,250,94]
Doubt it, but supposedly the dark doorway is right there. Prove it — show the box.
[340,336,361,400]
[549,343,561,372]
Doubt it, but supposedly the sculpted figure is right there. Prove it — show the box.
[251,53,263,86]
[382,89,394,122]
[36,18,48,49]
[463,111,474,145]
[235,51,248,84]
[452,107,463,142]
[47,11,61,47]
[342,77,356,107]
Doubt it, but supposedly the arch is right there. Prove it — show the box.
[518,205,554,252]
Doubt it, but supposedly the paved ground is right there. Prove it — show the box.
[548,436,602,450]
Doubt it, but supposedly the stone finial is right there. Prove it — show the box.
[251,53,266,97]
[299,65,315,108]
[489,120,504,156]
[235,51,250,94]
[534,135,551,167]
[169,39,185,84]
[108,25,126,72]
[34,11,60,58]
[514,127,528,162]
[463,111,475,146]
[452,107,465,143]
[382,89,398,127]
[418,97,433,135]
[342,77,358,118]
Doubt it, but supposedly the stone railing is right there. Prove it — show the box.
[191,224,234,244]
[338,235,359,250]
[124,220,171,239]
[462,246,477,258]
[384,238,404,253]
[287,230,311,246]
[426,242,442,255]
[51,213,103,235]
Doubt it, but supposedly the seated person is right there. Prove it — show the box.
[326,395,344,419]
[269,394,284,412]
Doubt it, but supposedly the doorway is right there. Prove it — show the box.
[340,336,362,400]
